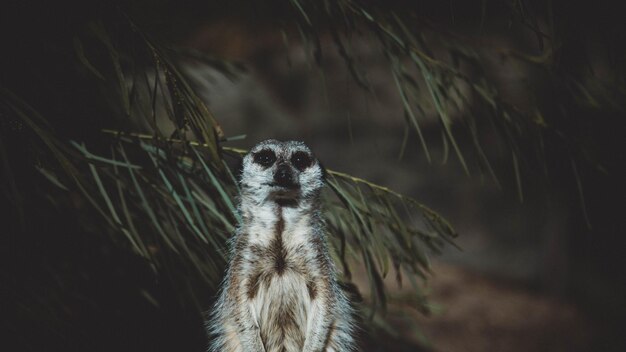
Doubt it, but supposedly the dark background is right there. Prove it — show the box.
[3,1,625,351]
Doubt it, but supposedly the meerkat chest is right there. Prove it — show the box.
[249,269,312,352]
[244,209,320,281]
[243,215,322,350]
[244,227,319,302]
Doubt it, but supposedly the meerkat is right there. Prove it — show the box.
[206,139,355,352]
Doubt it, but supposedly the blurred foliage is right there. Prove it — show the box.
[2,0,624,351]
[286,0,624,222]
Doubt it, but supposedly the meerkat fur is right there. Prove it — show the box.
[206,140,355,352]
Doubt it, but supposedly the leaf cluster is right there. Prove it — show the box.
[1,10,458,327]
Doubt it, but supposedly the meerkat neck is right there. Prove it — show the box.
[241,201,318,224]
[240,193,320,220]
[239,198,321,246]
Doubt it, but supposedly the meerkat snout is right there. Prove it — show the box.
[274,163,298,189]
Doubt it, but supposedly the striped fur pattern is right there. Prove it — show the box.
[207,140,355,352]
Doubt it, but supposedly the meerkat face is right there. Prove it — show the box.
[240,139,325,205]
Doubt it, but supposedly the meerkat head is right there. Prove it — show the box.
[240,139,325,206]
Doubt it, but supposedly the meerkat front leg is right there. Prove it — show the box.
[230,283,267,351]
[302,293,333,352]
[223,299,265,351]
[244,302,267,351]
[219,256,266,351]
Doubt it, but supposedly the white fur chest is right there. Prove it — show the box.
[239,203,322,351]
[250,269,312,351]
[243,204,312,247]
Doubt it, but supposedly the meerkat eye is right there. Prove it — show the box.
[253,149,276,167]
[291,151,312,171]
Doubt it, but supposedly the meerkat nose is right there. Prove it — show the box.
[274,164,294,187]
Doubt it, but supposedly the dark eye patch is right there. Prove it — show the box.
[291,151,312,171]
[252,149,276,167]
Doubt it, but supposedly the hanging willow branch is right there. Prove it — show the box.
[96,128,456,315]
[284,0,620,215]
[1,12,459,321]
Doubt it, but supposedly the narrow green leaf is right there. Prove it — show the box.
[111,148,150,259]
[512,150,523,203]
[392,68,431,163]
[35,166,69,191]
[89,161,143,254]
[88,21,130,115]
[118,144,179,253]
[178,173,211,237]
[191,189,235,234]
[571,157,592,229]
[191,146,240,224]
[71,141,142,169]
[289,0,312,26]
[73,37,106,81]
[147,152,209,244]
